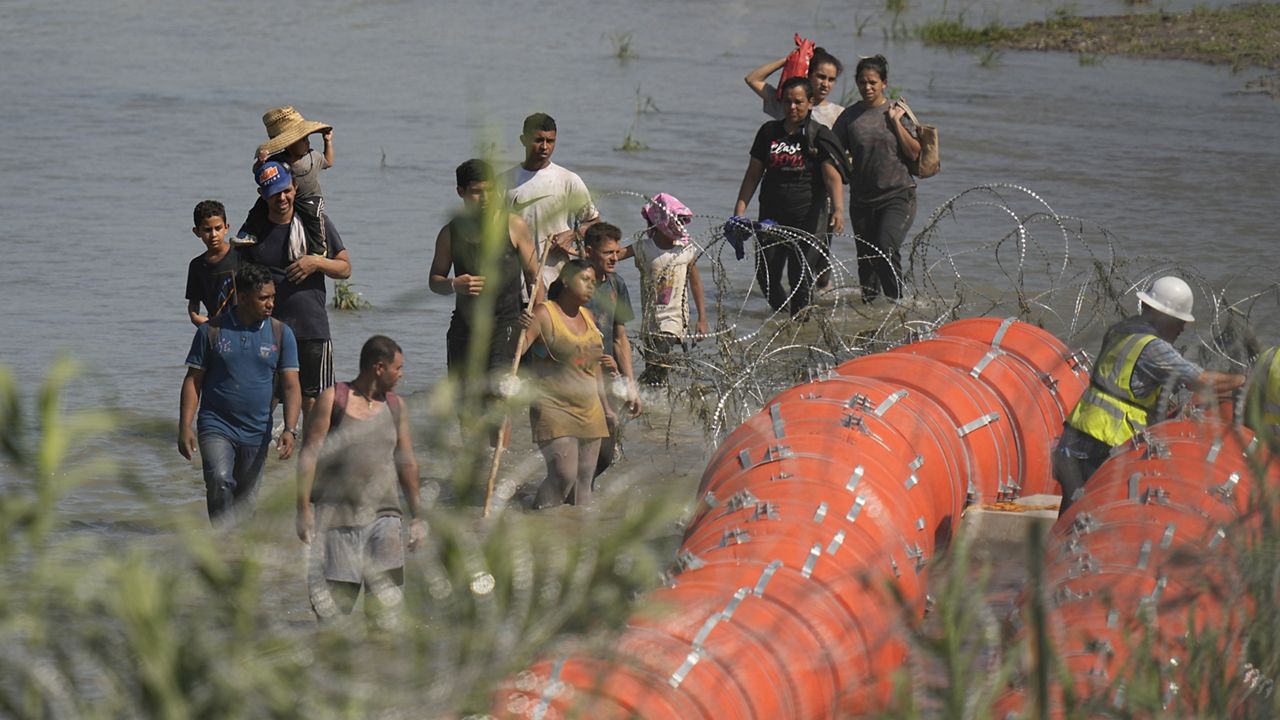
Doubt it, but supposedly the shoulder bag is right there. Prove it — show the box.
[896,100,939,178]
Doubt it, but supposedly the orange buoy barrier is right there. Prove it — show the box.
[998,416,1276,716]
[495,317,1086,719]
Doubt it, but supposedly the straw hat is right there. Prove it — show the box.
[257,106,331,156]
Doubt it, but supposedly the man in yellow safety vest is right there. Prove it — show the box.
[1244,345,1280,443]
[1053,276,1246,515]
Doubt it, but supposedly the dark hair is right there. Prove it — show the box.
[780,75,814,99]
[455,158,494,188]
[809,47,843,77]
[193,200,226,227]
[547,259,593,301]
[855,54,889,83]
[583,222,622,249]
[234,263,274,295]
[359,335,403,372]
[521,113,557,136]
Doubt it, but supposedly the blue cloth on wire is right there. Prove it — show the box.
[722,216,776,261]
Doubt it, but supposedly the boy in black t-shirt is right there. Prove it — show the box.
[185,200,239,326]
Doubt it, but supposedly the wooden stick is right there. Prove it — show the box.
[482,237,555,518]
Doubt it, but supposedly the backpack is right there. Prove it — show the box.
[330,380,402,431]
[206,315,285,364]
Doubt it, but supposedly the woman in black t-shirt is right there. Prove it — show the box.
[733,76,845,316]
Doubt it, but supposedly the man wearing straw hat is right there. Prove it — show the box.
[237,161,352,423]
[1053,276,1245,515]
[239,106,335,256]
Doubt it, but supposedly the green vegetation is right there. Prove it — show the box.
[331,280,371,310]
[0,362,683,717]
[917,18,1011,46]
[607,31,634,61]
[917,3,1280,72]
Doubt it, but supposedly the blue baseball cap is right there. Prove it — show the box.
[255,161,293,197]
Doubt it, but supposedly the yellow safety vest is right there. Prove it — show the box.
[1244,346,1280,436]
[1067,332,1160,447]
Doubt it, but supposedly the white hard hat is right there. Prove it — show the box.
[1136,276,1195,322]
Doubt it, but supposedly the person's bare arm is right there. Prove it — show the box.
[510,214,544,304]
[295,386,333,543]
[287,248,352,284]
[1193,370,1247,398]
[822,160,846,235]
[521,304,550,353]
[745,56,788,99]
[888,102,921,164]
[188,300,208,327]
[279,370,301,460]
[734,158,767,217]
[613,325,641,417]
[321,129,334,169]
[428,222,485,296]
[688,261,709,336]
[178,368,204,460]
[393,400,426,551]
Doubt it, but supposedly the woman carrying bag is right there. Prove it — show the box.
[832,54,920,304]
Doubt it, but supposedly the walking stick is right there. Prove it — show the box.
[482,236,555,518]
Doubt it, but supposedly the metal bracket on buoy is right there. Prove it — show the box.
[701,491,719,508]
[845,393,873,410]
[1141,487,1169,505]
[905,543,927,572]
[738,445,793,469]
[1160,524,1176,549]
[751,502,780,521]
[958,412,1001,437]
[1137,540,1153,570]
[969,349,1003,379]
[826,530,846,555]
[725,490,759,511]
[991,316,1017,349]
[873,389,908,417]
[752,560,782,597]
[841,412,868,433]
[1208,528,1226,550]
[531,658,567,720]
[813,502,829,522]
[800,543,822,578]
[1205,437,1224,463]
[846,495,868,523]
[1143,487,1167,506]
[846,465,865,492]
[904,473,919,490]
[1127,473,1142,500]
[720,528,750,547]
[1212,472,1240,501]
[673,549,705,573]
[1070,512,1098,536]
[1143,439,1171,460]
[669,650,702,689]
[770,405,786,439]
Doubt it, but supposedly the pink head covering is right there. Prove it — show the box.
[640,192,693,246]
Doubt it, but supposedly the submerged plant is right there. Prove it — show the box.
[332,280,371,310]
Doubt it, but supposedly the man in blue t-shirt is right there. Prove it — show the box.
[179,263,301,522]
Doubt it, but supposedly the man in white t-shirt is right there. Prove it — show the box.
[503,113,600,289]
